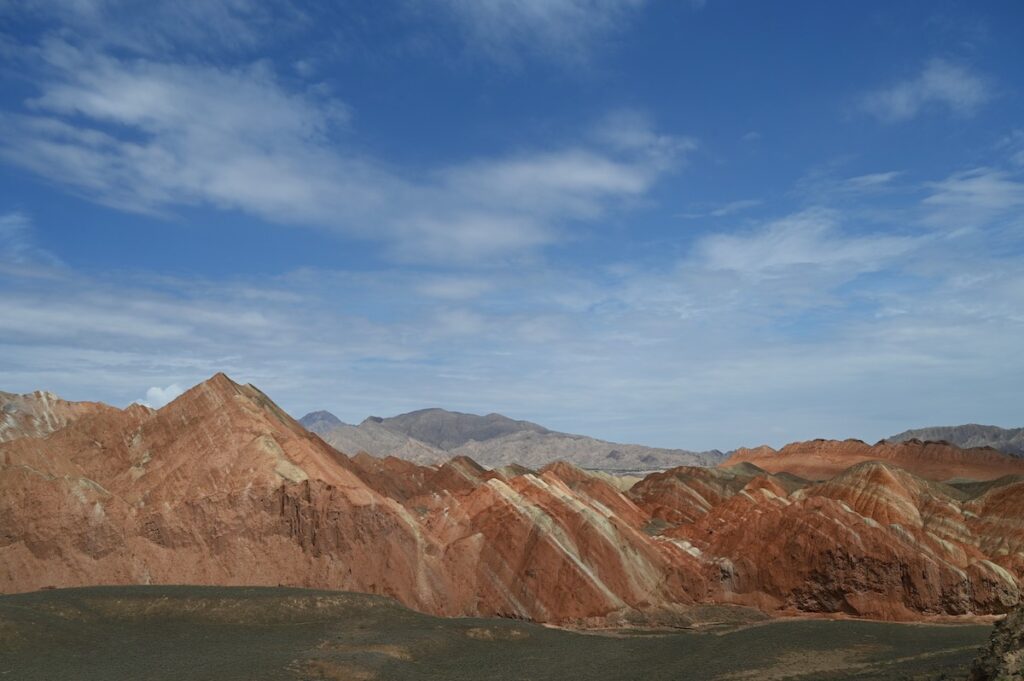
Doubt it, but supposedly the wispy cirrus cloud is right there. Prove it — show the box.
[693,208,921,276]
[0,212,62,270]
[860,59,991,122]
[678,199,761,220]
[922,167,1024,230]
[0,39,691,263]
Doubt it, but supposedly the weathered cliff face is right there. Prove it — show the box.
[725,438,1024,482]
[1,373,1022,625]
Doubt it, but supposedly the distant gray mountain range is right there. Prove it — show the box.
[299,407,722,472]
[887,424,1024,458]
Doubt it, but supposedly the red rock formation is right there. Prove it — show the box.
[635,461,1021,619]
[0,389,112,442]
[1,373,1021,625]
[725,438,1024,482]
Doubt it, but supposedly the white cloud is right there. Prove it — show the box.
[861,59,990,122]
[693,208,921,276]
[0,40,689,264]
[922,167,1024,230]
[140,383,184,408]
[591,109,697,163]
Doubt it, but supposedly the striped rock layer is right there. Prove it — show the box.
[0,374,1021,624]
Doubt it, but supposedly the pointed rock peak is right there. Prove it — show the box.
[721,461,767,477]
[731,444,777,457]
[302,410,342,422]
[743,474,789,498]
[163,373,303,433]
[206,371,241,391]
[169,372,242,402]
[351,451,377,466]
[836,459,898,476]
[828,460,920,493]
[124,403,155,418]
[445,454,486,474]
[539,460,591,484]
[494,463,534,479]
[158,372,239,410]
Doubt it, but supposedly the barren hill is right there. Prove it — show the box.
[301,407,721,471]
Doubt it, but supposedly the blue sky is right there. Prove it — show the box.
[1,0,1023,450]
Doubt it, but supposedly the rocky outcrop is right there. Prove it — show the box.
[2,374,1022,626]
[970,604,1024,680]
[629,460,1023,620]
[725,438,1024,482]
[0,389,112,442]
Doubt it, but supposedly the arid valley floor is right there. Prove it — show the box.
[0,586,994,681]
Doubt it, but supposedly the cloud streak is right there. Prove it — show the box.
[860,59,991,122]
[0,40,690,263]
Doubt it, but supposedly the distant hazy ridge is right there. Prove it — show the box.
[300,407,722,471]
[887,424,1024,457]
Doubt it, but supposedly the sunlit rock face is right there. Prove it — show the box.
[725,437,1024,482]
[1,373,1021,625]
[0,389,113,443]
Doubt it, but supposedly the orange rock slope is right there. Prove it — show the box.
[0,373,1021,624]
[725,438,1024,482]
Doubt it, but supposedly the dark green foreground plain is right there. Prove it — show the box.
[0,586,991,681]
